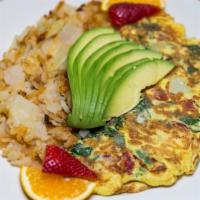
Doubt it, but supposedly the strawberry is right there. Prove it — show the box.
[42,145,97,180]
[108,3,160,27]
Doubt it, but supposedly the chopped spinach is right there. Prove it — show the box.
[186,45,200,59]
[132,96,151,122]
[103,126,118,137]
[86,129,102,137]
[113,134,125,147]
[134,167,146,178]
[109,117,124,129]
[74,128,102,139]
[186,44,200,54]
[180,116,200,125]
[187,66,198,74]
[70,143,92,157]
[133,96,151,114]
[135,149,153,165]
[103,126,125,147]
[115,117,124,129]
[180,116,200,132]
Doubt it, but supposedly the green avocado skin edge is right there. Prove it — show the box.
[66,28,175,129]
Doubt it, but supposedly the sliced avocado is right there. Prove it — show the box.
[70,41,139,128]
[67,27,114,80]
[78,40,126,121]
[89,50,162,122]
[68,39,143,128]
[86,58,150,128]
[94,44,144,76]
[73,32,122,102]
[105,59,174,118]
[94,58,151,123]
[101,49,162,83]
[68,31,122,127]
[75,33,122,80]
[82,41,126,80]
[67,28,115,125]
[67,28,115,99]
[82,40,140,86]
[66,28,175,129]
[82,43,144,127]
[85,42,143,103]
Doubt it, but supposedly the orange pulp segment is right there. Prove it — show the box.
[20,167,96,200]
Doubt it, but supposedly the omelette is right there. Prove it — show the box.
[0,0,199,196]
[70,2,200,195]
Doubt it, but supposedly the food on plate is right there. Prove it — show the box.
[67,27,174,128]
[20,166,95,200]
[0,0,199,199]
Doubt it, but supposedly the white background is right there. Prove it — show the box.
[0,0,199,200]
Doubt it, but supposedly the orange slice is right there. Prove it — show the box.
[101,0,165,11]
[20,167,96,200]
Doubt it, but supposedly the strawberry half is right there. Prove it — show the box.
[42,145,97,180]
[109,3,160,27]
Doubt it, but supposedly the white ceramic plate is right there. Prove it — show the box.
[0,0,199,199]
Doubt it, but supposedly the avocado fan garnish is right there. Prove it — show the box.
[66,28,175,129]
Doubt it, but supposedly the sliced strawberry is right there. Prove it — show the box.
[109,3,160,27]
[42,145,97,180]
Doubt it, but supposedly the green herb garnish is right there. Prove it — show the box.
[74,129,102,139]
[103,126,118,137]
[134,167,146,178]
[70,143,92,157]
[132,96,151,122]
[187,44,200,53]
[103,126,125,147]
[135,149,153,165]
[186,45,200,58]
[109,117,124,130]
[187,66,198,74]
[180,116,199,125]
[133,96,151,113]
[180,116,200,132]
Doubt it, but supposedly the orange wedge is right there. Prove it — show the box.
[20,167,96,200]
[101,0,165,11]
